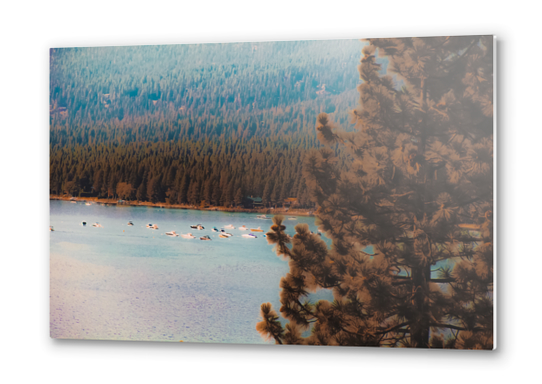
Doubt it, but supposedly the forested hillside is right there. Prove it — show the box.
[50,40,363,206]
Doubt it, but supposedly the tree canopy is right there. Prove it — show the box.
[258,36,494,349]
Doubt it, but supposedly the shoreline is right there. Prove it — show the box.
[49,195,315,217]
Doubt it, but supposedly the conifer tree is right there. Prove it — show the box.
[258,36,494,349]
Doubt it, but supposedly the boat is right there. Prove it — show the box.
[127,221,134,226]
[81,221,87,226]
[166,231,179,237]
[146,223,159,229]
[218,234,230,238]
[288,217,297,220]
[251,227,264,232]
[85,202,92,206]
[242,233,257,239]
[92,222,102,227]
[256,215,270,220]
[181,233,195,239]
[49,226,54,231]
[220,232,233,237]
[190,224,204,229]
[238,225,248,231]
[224,224,235,229]
[200,235,212,241]
[212,227,219,232]
[146,223,154,228]
[70,201,77,204]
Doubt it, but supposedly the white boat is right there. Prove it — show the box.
[200,235,212,241]
[127,221,134,226]
[190,224,204,229]
[256,215,270,219]
[166,231,179,237]
[92,222,102,228]
[219,234,230,238]
[288,217,297,220]
[181,233,196,239]
[220,232,233,237]
[70,201,77,204]
[212,227,219,232]
[238,225,248,231]
[242,233,257,239]
[81,221,87,226]
[85,202,92,206]
[224,224,235,229]
[146,223,159,229]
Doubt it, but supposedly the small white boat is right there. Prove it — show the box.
[219,233,230,238]
[85,202,92,206]
[49,226,54,231]
[166,231,179,237]
[70,201,77,204]
[224,224,235,229]
[220,232,233,237]
[92,222,102,228]
[251,227,264,232]
[288,217,297,220]
[146,223,159,229]
[238,225,248,231]
[256,215,269,219]
[242,233,257,239]
[181,233,196,239]
[197,225,204,230]
[200,235,212,241]
[190,224,204,229]
[127,221,134,226]
[212,227,219,232]
[81,221,87,226]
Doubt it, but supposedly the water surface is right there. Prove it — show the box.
[50,200,331,344]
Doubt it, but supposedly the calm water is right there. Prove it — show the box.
[50,200,332,344]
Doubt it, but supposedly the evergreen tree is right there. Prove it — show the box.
[258,36,494,349]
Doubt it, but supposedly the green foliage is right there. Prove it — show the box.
[258,36,494,349]
[49,40,363,205]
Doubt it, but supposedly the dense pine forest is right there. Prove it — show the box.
[50,40,365,207]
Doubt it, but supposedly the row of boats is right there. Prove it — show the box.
[165,223,262,240]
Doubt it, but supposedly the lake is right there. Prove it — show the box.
[50,200,332,344]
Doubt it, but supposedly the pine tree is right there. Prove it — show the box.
[258,36,494,349]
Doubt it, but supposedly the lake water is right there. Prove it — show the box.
[50,200,332,344]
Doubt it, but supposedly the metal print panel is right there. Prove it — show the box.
[50,36,495,349]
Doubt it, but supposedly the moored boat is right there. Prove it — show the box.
[92,222,102,227]
[251,227,264,232]
[212,227,219,232]
[127,221,134,226]
[242,233,257,239]
[181,233,196,239]
[224,224,235,229]
[200,235,212,241]
[81,221,87,226]
[166,231,179,237]
[218,234,229,238]
[238,225,248,231]
[49,226,54,231]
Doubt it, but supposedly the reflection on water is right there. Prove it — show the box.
[50,200,332,343]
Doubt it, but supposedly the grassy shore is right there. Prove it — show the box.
[50,195,315,217]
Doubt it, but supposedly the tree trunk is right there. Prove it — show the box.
[410,264,430,348]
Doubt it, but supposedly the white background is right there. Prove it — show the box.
[0,1,537,382]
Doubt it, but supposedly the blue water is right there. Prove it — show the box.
[50,200,332,344]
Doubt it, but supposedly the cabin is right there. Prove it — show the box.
[244,196,263,209]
